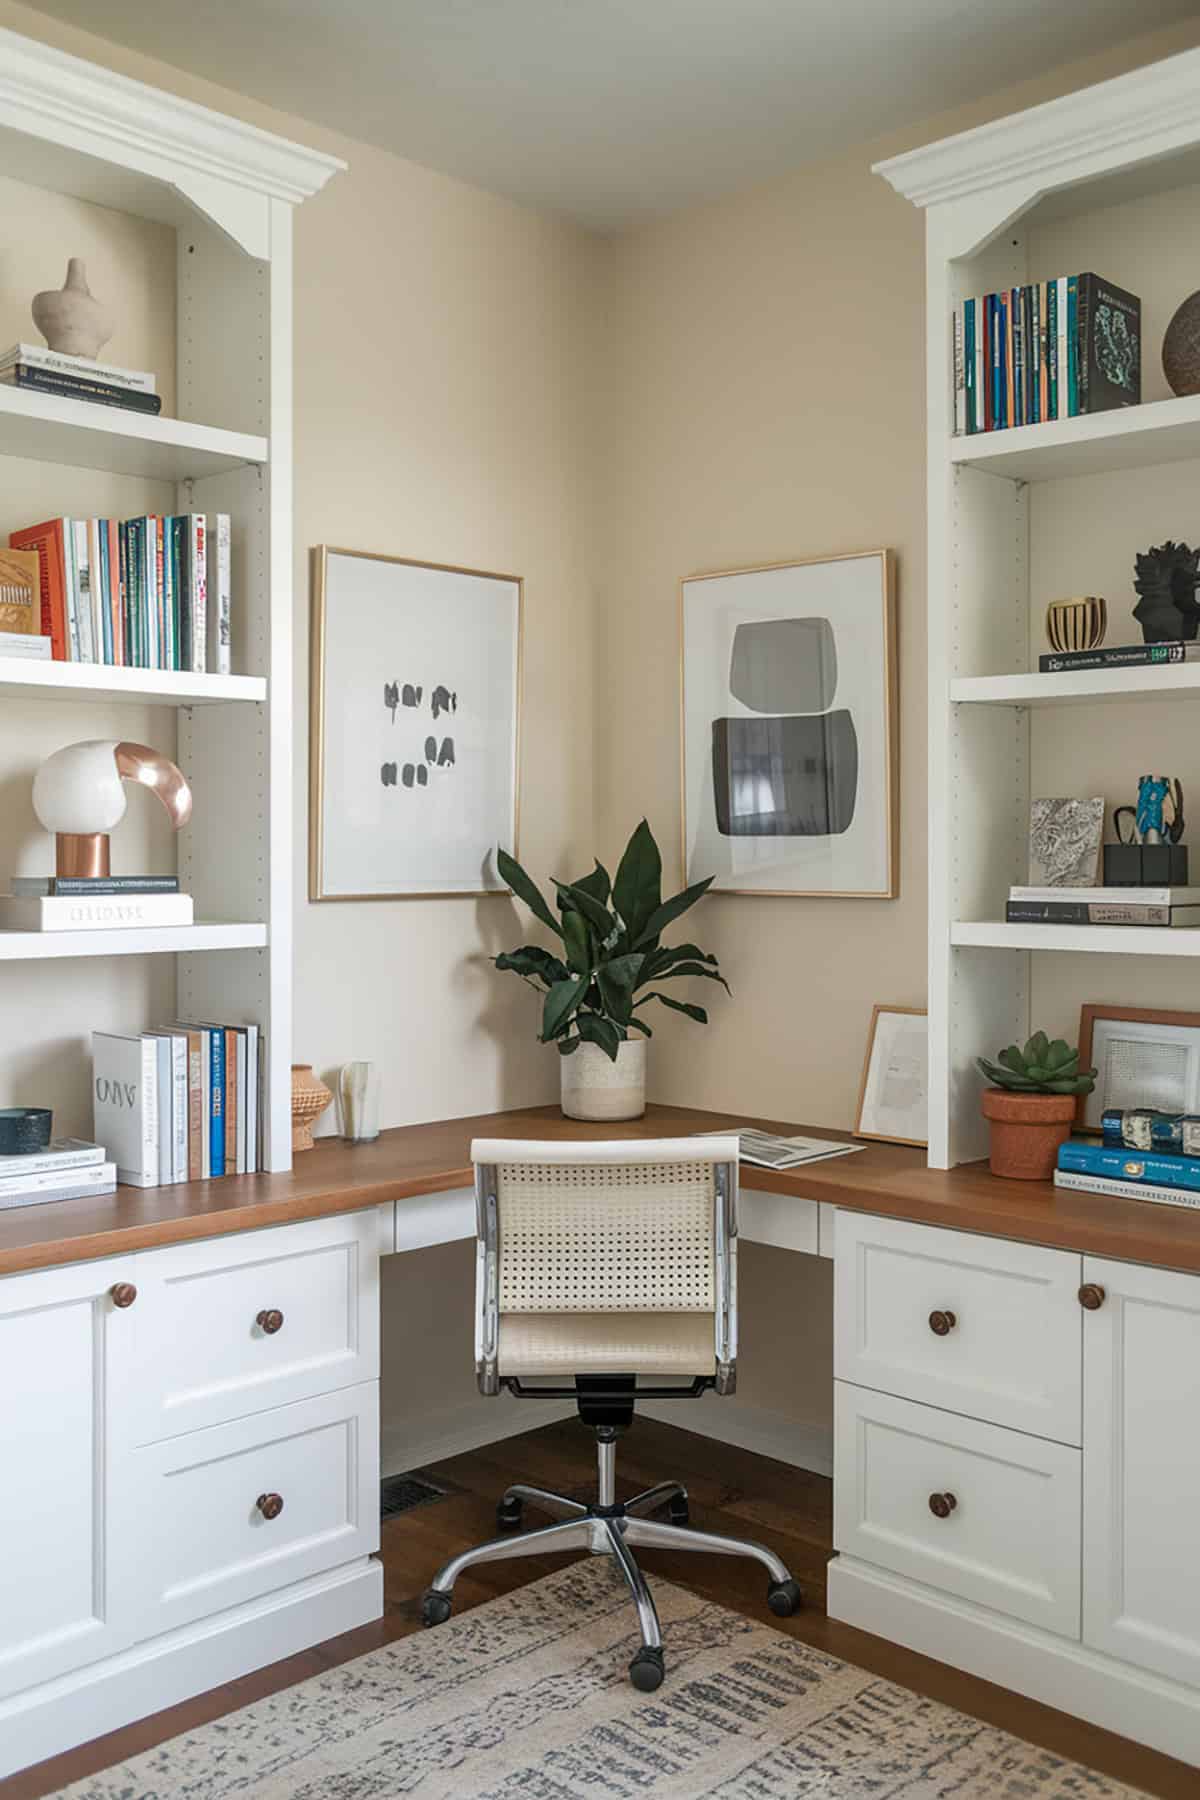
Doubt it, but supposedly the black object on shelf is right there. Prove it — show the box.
[0,1106,52,1154]
[1103,842,1189,886]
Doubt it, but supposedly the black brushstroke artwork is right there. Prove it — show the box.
[384,681,399,722]
[437,737,455,766]
[402,682,422,708]
[425,735,438,763]
[381,762,397,786]
[431,685,458,720]
[378,680,461,790]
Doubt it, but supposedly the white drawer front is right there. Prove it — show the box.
[834,1382,1081,1637]
[135,1211,385,1442]
[834,1211,1081,1443]
[132,1383,379,1636]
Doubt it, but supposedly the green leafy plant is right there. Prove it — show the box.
[494,819,727,1061]
[976,1031,1096,1096]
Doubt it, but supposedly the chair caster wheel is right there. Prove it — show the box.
[668,1497,690,1526]
[496,1496,523,1532]
[421,1588,453,1627]
[767,1577,804,1617]
[629,1646,665,1691]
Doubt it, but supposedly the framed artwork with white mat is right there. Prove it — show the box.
[855,1004,928,1146]
[1077,1004,1200,1133]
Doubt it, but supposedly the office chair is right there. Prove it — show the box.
[421,1137,803,1690]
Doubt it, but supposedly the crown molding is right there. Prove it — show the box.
[0,26,345,209]
[873,45,1200,211]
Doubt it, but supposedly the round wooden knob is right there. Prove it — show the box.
[928,1492,958,1519]
[928,1310,957,1336]
[255,1492,284,1520]
[256,1308,284,1335]
[1078,1283,1106,1311]
[109,1282,137,1309]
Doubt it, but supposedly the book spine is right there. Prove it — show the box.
[179,517,191,672]
[953,307,965,436]
[963,299,975,434]
[8,522,68,660]
[143,1037,159,1188]
[1054,1169,1200,1211]
[210,1026,225,1179]
[171,1036,188,1183]
[244,1024,259,1174]
[1010,288,1022,427]
[4,365,162,412]
[1058,1142,1200,1190]
[1067,275,1079,416]
[1056,275,1068,419]
[214,514,231,675]
[88,517,105,665]
[0,1172,117,1212]
[225,1026,238,1175]
[1038,642,1187,671]
[64,518,80,661]
[3,343,156,391]
[989,294,1000,430]
[1077,271,1092,415]
[1006,901,1172,924]
[163,515,175,672]
[190,515,207,672]
[0,1144,103,1177]
[25,874,183,895]
[186,1031,203,1181]
[155,516,165,673]
[976,296,986,431]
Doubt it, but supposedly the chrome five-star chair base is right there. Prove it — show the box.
[421,1426,803,1691]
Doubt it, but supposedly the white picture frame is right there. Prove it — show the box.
[309,547,522,900]
[1078,1006,1200,1132]
[855,1005,928,1147]
[680,550,897,897]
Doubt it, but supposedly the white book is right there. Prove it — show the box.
[189,514,207,674]
[93,1033,158,1187]
[62,514,80,661]
[1012,885,1200,905]
[953,308,965,435]
[0,893,193,931]
[144,516,159,671]
[209,513,231,676]
[1056,274,1068,419]
[0,1163,117,1213]
[235,1026,248,1174]
[244,1023,259,1173]
[973,295,984,430]
[148,1030,188,1182]
[173,1022,213,1177]
[0,342,156,393]
[1054,1168,1200,1212]
[0,634,52,659]
[0,1157,110,1196]
[0,1138,103,1178]
[72,519,95,663]
[88,517,105,666]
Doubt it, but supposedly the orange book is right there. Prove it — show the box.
[8,520,68,657]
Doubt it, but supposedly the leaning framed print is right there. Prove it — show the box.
[855,1004,928,1146]
[309,547,522,900]
[1076,1004,1200,1132]
[680,550,897,897]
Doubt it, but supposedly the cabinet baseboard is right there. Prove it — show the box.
[638,1397,833,1477]
[0,1558,382,1782]
[828,1555,1200,1768]
[381,1397,575,1475]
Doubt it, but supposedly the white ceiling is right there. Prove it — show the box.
[24,0,1200,230]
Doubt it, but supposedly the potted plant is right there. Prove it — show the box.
[976,1032,1096,1180]
[494,820,727,1120]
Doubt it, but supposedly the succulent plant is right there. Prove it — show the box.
[976,1031,1096,1096]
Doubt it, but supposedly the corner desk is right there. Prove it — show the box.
[2,1103,1198,1775]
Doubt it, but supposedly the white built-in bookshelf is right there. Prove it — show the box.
[877,47,1200,1169]
[0,29,342,1167]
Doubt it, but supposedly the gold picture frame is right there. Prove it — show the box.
[309,545,523,901]
[679,548,898,897]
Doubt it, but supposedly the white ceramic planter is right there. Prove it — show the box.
[560,1038,646,1121]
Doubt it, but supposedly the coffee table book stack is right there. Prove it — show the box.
[1006,885,1200,928]
[0,1137,114,1211]
[0,875,192,932]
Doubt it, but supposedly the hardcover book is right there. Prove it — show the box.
[1039,641,1198,672]
[0,892,193,930]
[1053,1168,1200,1212]
[0,1163,117,1213]
[93,1032,158,1187]
[1058,1140,1200,1191]
[0,364,163,414]
[1076,272,1140,413]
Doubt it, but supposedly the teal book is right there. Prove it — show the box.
[1047,280,1058,419]
[1067,275,1079,416]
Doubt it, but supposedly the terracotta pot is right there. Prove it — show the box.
[290,1063,332,1152]
[560,1038,645,1121]
[980,1087,1076,1181]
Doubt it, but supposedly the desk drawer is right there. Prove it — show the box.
[834,1382,1081,1637]
[132,1383,379,1636]
[134,1211,385,1443]
[834,1212,1081,1443]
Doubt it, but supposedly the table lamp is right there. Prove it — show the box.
[32,741,192,878]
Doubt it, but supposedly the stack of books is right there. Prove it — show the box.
[1040,640,1200,674]
[0,874,192,934]
[1056,1138,1200,1213]
[94,1021,264,1187]
[0,341,161,415]
[8,512,231,673]
[0,1138,116,1213]
[953,271,1140,435]
[1006,885,1200,929]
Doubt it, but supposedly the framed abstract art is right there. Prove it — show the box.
[309,547,522,900]
[680,550,897,896]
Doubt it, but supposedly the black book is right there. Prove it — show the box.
[1076,272,1140,414]
[10,875,180,896]
[1039,642,1196,672]
[0,364,163,415]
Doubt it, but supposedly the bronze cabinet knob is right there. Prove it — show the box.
[255,1492,284,1521]
[1078,1284,1106,1311]
[256,1308,284,1335]
[109,1282,137,1309]
[928,1492,958,1519]
[928,1310,957,1336]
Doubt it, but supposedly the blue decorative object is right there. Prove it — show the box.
[0,1106,52,1155]
[1114,775,1185,848]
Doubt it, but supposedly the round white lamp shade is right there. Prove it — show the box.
[33,740,128,834]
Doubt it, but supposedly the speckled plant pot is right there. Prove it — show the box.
[980,1087,1076,1181]
[560,1039,646,1122]
[291,1063,332,1152]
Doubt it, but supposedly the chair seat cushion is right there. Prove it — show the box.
[497,1311,715,1377]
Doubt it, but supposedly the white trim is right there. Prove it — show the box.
[382,1399,574,1475]
[0,1559,381,1782]
[873,45,1200,210]
[828,1555,1200,1768]
[638,1397,833,1478]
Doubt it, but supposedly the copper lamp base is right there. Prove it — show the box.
[56,833,110,879]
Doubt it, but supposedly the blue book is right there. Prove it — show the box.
[1067,275,1079,416]
[209,1025,225,1178]
[1012,286,1024,427]
[998,291,1008,428]
[1057,1139,1200,1193]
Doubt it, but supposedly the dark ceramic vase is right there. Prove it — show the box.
[1163,290,1200,397]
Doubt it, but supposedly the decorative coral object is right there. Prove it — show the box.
[290,1064,332,1152]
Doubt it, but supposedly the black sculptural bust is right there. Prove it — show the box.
[1133,541,1200,642]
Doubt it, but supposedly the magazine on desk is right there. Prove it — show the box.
[693,1128,865,1170]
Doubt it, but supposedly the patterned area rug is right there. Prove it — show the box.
[56,1562,1148,1798]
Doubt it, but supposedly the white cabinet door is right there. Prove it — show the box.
[0,1257,141,1699]
[133,1210,385,1443]
[1083,1257,1200,1688]
[835,1210,1082,1442]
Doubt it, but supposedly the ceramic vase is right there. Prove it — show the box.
[1045,595,1107,654]
[339,1060,381,1142]
[980,1088,1076,1180]
[1163,290,1200,397]
[560,1038,646,1122]
[31,258,113,359]
[290,1063,332,1152]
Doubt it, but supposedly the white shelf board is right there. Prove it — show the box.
[951,665,1200,708]
[949,393,1200,483]
[0,385,267,482]
[0,658,266,707]
[0,921,267,961]
[952,920,1200,957]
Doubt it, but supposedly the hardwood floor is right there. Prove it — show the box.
[4,1416,1195,1799]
